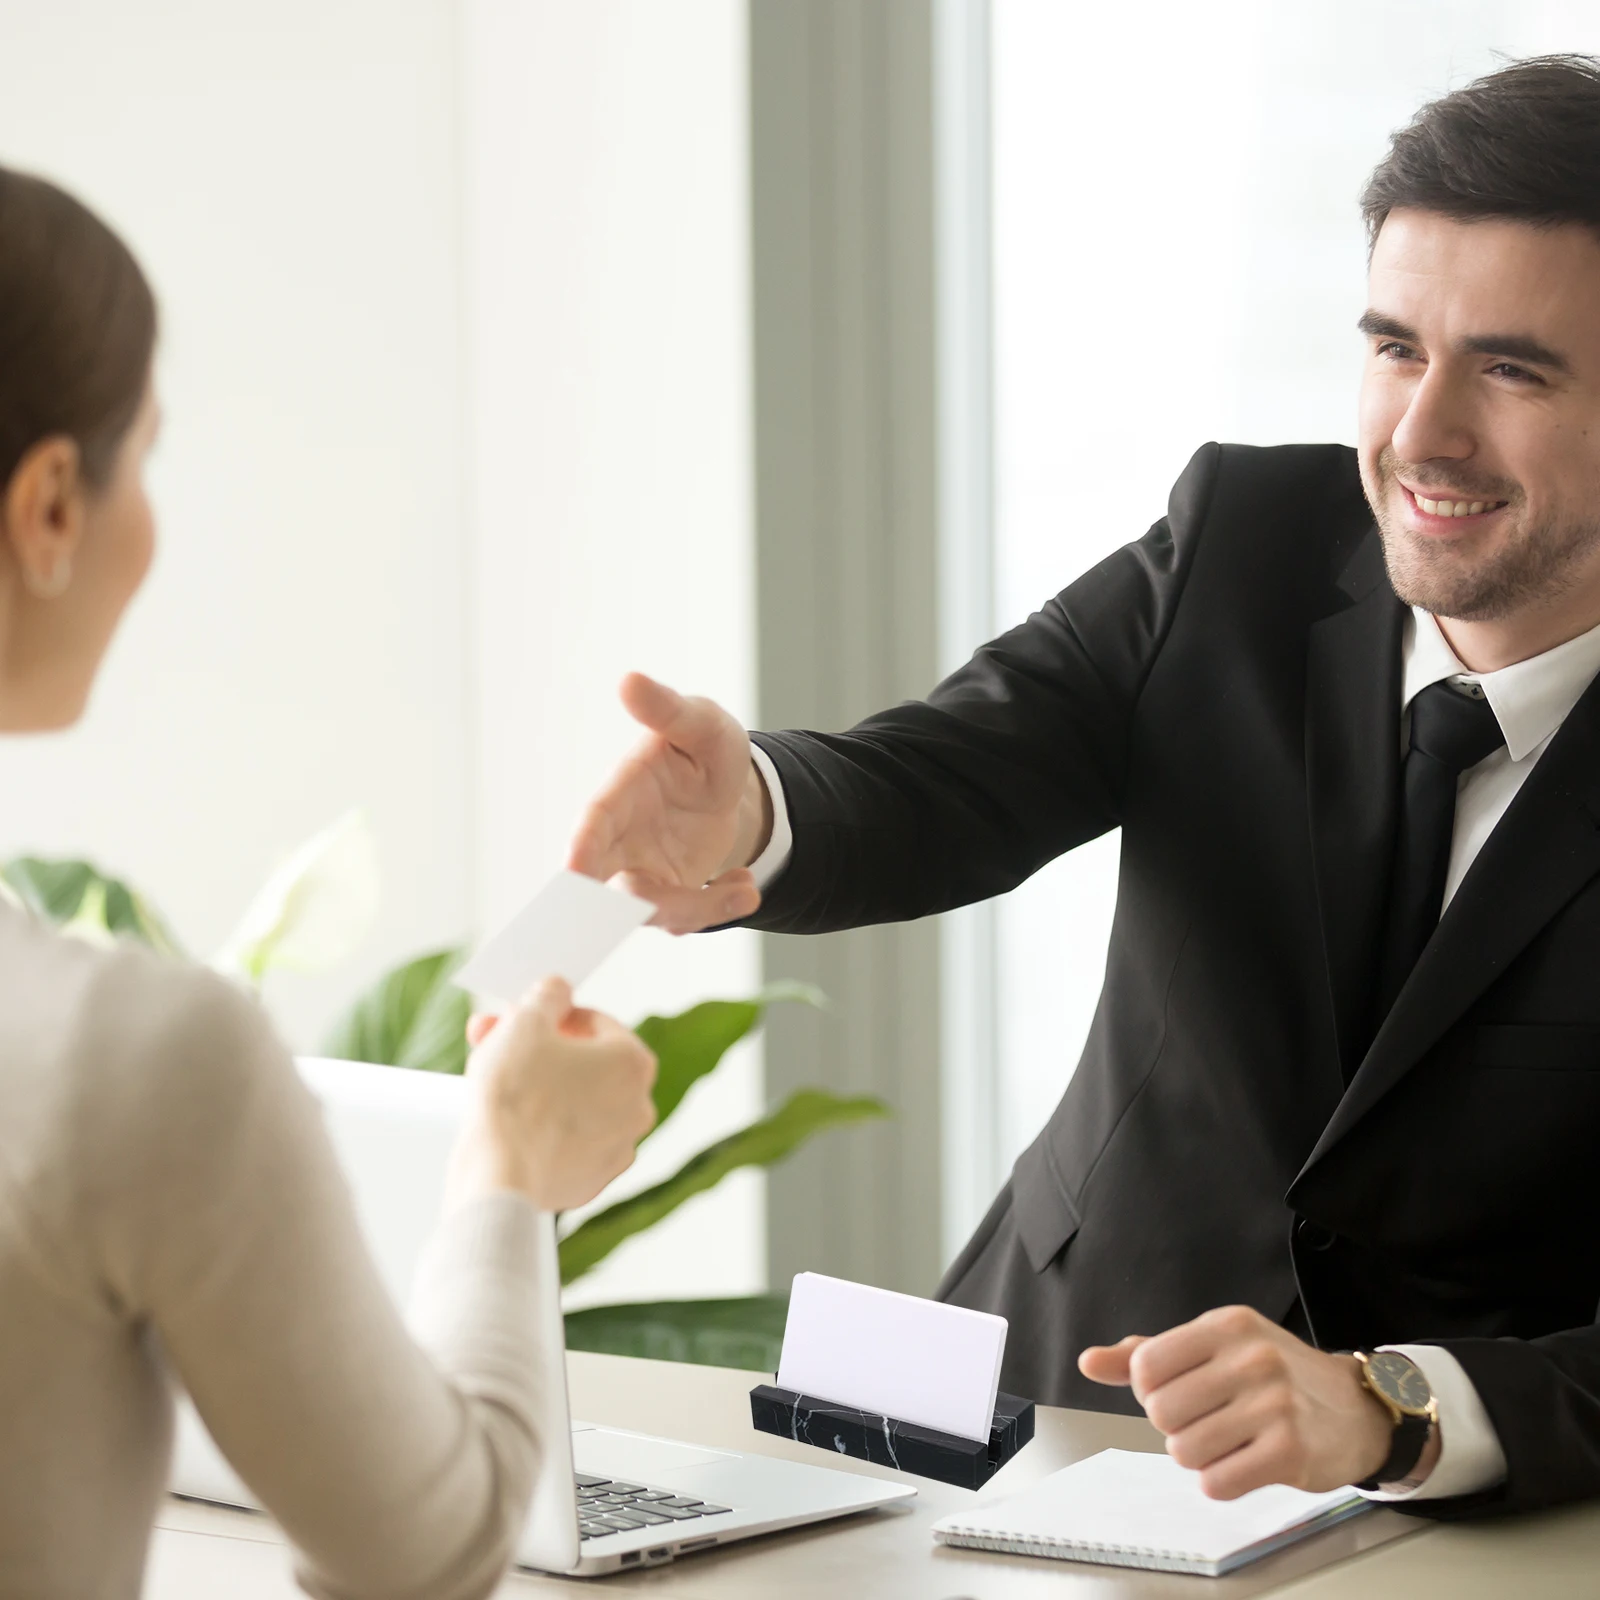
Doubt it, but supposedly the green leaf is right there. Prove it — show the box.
[558,1087,887,1285]
[321,946,471,1074]
[2,858,90,921]
[1,856,182,956]
[636,981,827,1133]
[564,1294,790,1372]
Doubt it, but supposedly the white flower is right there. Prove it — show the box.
[213,809,380,986]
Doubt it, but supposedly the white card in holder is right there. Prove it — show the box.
[776,1271,1007,1443]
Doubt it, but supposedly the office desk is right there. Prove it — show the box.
[150,1351,1600,1598]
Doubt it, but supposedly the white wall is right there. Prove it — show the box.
[987,0,1600,1178]
[0,0,763,1307]
[463,0,763,1309]
[0,0,472,1051]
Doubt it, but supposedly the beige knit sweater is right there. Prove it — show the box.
[0,902,546,1599]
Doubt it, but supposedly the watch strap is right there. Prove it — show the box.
[1355,1409,1430,1490]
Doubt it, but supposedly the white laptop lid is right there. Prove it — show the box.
[171,1056,582,1572]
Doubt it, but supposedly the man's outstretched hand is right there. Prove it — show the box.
[567,673,771,934]
[1079,1306,1421,1499]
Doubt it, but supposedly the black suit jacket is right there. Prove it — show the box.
[746,442,1600,1515]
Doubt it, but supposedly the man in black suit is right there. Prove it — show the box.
[570,56,1600,1512]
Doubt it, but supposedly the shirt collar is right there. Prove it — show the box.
[1401,607,1600,763]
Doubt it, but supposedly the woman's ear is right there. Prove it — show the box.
[1,437,87,600]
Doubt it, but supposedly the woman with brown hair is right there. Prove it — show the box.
[0,166,658,1599]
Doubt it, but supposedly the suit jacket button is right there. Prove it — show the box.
[1296,1218,1338,1252]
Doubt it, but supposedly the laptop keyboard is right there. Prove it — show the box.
[574,1473,733,1541]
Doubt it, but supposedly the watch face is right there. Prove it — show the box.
[1368,1351,1432,1414]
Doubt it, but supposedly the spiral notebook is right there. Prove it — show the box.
[931,1449,1370,1577]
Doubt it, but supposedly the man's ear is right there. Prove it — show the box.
[1,437,87,600]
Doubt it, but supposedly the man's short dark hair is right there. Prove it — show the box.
[1362,54,1600,247]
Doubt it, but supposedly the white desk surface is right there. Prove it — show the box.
[150,1350,1600,1599]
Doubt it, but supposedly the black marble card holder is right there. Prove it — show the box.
[749,1383,1035,1490]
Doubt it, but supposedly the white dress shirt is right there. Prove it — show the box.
[747,742,793,890]
[746,605,1600,1499]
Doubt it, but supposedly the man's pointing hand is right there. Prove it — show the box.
[566,673,772,934]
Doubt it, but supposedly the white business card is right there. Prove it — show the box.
[454,871,654,1003]
[776,1271,1007,1443]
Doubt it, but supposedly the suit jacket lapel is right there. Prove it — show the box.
[1304,665,1600,1172]
[1304,536,1404,1082]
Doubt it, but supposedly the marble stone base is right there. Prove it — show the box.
[748,1384,1035,1490]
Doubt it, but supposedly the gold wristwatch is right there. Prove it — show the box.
[1352,1350,1437,1490]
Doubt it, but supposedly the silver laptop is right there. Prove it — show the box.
[170,1055,914,1575]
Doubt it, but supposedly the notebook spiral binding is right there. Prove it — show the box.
[933,1528,1205,1572]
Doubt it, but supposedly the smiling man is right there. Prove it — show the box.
[571,57,1600,1513]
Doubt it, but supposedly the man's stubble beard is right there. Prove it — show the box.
[1365,444,1600,622]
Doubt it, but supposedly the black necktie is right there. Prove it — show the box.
[1370,681,1506,1045]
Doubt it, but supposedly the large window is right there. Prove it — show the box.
[984,1,1600,1182]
